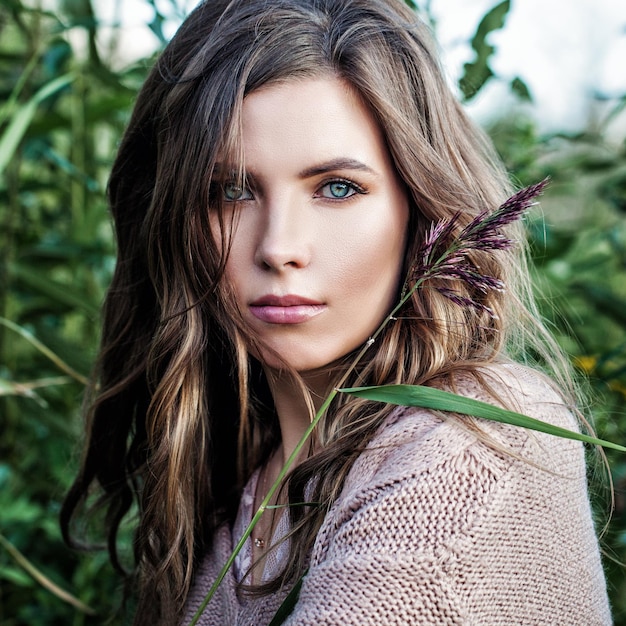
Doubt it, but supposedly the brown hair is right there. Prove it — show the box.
[61,0,573,623]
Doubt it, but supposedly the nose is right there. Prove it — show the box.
[254,196,311,271]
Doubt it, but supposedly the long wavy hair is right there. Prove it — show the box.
[61,0,575,623]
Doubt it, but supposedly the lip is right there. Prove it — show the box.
[249,294,326,324]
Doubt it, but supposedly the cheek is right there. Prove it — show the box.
[330,208,407,299]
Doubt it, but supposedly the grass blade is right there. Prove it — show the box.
[0,317,90,385]
[0,533,95,615]
[339,384,626,452]
[0,375,72,406]
[267,572,306,626]
[0,73,74,176]
[10,263,99,315]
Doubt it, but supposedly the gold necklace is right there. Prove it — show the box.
[253,453,277,551]
[253,461,269,549]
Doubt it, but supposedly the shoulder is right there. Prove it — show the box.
[386,361,579,436]
[297,365,609,624]
[350,362,583,485]
[313,363,590,561]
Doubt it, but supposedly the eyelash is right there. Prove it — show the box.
[209,177,368,204]
[208,181,250,205]
[315,178,368,201]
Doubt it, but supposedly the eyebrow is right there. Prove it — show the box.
[212,158,378,182]
[298,158,378,179]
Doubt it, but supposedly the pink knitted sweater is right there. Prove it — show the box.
[183,365,611,625]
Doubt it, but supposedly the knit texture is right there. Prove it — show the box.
[183,364,611,625]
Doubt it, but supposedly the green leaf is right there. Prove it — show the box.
[339,384,626,452]
[0,73,74,176]
[0,566,35,588]
[511,77,532,102]
[469,0,510,52]
[267,573,306,626]
[459,0,511,101]
[571,283,626,326]
[9,262,99,316]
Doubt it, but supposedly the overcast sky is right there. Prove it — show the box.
[432,0,626,134]
[95,0,626,135]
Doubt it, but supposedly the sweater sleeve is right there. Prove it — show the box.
[283,367,611,626]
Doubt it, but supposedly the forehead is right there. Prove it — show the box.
[238,77,392,174]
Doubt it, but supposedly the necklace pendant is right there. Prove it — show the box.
[254,537,265,549]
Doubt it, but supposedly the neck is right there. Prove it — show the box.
[264,367,335,464]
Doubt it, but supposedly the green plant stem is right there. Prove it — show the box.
[0,532,95,615]
[0,44,42,127]
[189,389,336,625]
[0,317,90,385]
[189,279,424,624]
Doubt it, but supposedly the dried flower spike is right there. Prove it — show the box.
[406,178,549,314]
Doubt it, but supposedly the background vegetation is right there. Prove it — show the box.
[1,0,625,623]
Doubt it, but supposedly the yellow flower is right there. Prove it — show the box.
[608,380,626,398]
[573,355,597,373]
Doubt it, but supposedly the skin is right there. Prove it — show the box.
[214,76,409,461]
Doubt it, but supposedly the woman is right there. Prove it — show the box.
[61,0,611,624]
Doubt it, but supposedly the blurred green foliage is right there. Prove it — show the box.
[1,0,625,624]
[492,116,626,619]
[0,1,147,623]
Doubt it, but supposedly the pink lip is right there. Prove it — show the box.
[249,294,326,324]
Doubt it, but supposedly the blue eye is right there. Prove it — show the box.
[320,181,361,199]
[223,182,253,201]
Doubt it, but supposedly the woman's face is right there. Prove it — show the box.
[215,76,409,373]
